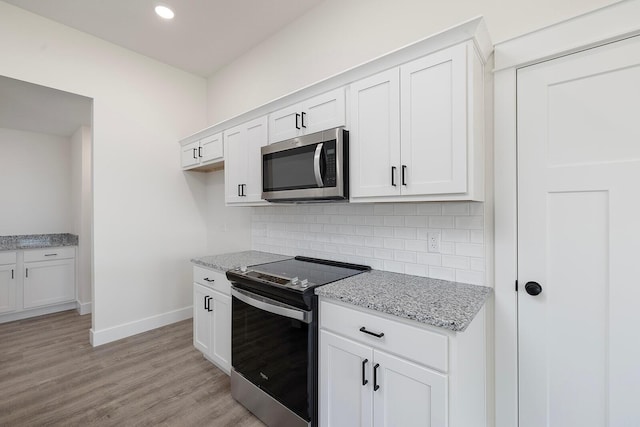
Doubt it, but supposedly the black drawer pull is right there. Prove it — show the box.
[203,277,215,283]
[362,358,369,386]
[373,363,380,391]
[44,253,58,257]
[360,327,384,338]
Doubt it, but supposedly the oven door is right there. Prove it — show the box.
[231,287,312,422]
[261,127,347,201]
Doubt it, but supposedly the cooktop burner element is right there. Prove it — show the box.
[226,256,370,310]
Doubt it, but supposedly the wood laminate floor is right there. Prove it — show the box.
[0,310,264,426]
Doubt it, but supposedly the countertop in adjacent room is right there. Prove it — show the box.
[0,233,78,251]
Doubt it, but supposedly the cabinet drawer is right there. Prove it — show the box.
[0,252,17,265]
[193,266,231,295]
[24,247,75,262]
[320,300,448,372]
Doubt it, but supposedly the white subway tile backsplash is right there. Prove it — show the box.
[251,201,485,286]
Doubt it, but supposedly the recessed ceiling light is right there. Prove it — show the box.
[155,5,175,20]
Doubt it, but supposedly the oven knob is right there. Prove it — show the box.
[300,279,309,288]
[290,277,299,285]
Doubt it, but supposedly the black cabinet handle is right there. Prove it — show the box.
[203,277,215,283]
[391,166,397,186]
[525,281,543,296]
[44,253,58,257]
[301,111,307,128]
[25,268,28,278]
[11,269,14,279]
[373,363,380,391]
[402,165,407,186]
[198,146,202,158]
[241,184,246,196]
[204,296,209,311]
[193,148,197,159]
[362,358,369,386]
[237,184,241,197]
[360,326,384,338]
[295,113,301,129]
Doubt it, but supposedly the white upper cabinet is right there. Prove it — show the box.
[181,132,224,171]
[269,88,346,143]
[224,116,269,206]
[350,42,485,202]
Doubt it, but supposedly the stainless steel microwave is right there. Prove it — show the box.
[261,127,349,202]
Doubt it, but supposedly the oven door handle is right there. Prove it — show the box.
[231,288,312,324]
[313,143,324,188]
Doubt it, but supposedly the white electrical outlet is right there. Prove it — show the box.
[427,231,441,253]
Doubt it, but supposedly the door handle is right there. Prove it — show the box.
[301,111,307,128]
[525,281,543,296]
[204,295,210,311]
[193,148,197,159]
[25,268,28,278]
[391,166,397,187]
[198,146,202,158]
[237,184,241,197]
[295,113,301,130]
[362,358,369,386]
[313,143,324,187]
[373,363,380,391]
[11,269,14,279]
[402,165,407,185]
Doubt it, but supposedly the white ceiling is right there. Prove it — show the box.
[3,0,324,77]
[0,75,92,137]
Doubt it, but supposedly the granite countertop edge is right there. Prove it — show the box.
[315,270,493,332]
[191,250,292,273]
[0,233,79,251]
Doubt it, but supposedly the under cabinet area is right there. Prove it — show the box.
[268,87,346,144]
[349,42,485,202]
[319,298,487,427]
[224,116,268,206]
[193,266,231,374]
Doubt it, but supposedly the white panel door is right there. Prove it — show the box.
[517,35,640,427]
[199,132,223,164]
[349,68,401,198]
[0,264,17,314]
[224,125,246,204]
[23,259,75,309]
[210,290,231,373]
[181,140,200,168]
[400,44,467,195]
[303,87,346,134]
[244,116,268,203]
[193,284,212,355]
[373,350,447,427]
[269,103,303,143]
[320,330,373,427]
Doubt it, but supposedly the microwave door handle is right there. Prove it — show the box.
[313,143,324,187]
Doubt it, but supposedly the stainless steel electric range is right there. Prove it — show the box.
[226,256,370,427]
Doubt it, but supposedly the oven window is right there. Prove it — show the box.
[232,295,310,421]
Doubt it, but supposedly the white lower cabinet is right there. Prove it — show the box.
[23,258,75,309]
[193,267,231,374]
[319,299,487,427]
[0,256,17,314]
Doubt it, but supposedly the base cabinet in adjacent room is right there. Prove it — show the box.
[0,252,17,315]
[193,266,231,374]
[319,299,487,427]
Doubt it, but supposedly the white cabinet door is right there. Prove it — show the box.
[210,290,231,374]
[23,259,75,309]
[349,69,401,198]
[373,350,447,427]
[0,264,17,314]
[200,132,223,164]
[303,87,346,135]
[193,283,213,355]
[320,330,373,427]
[269,88,346,143]
[400,44,467,195]
[224,116,268,205]
[181,140,200,168]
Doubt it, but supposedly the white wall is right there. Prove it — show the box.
[70,126,92,310]
[0,2,208,344]
[0,127,71,235]
[205,170,252,254]
[206,0,618,123]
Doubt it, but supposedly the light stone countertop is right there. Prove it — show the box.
[0,233,78,251]
[315,269,492,332]
[191,250,291,272]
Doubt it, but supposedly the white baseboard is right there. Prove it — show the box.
[76,300,92,315]
[0,302,78,324]
[90,306,193,347]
